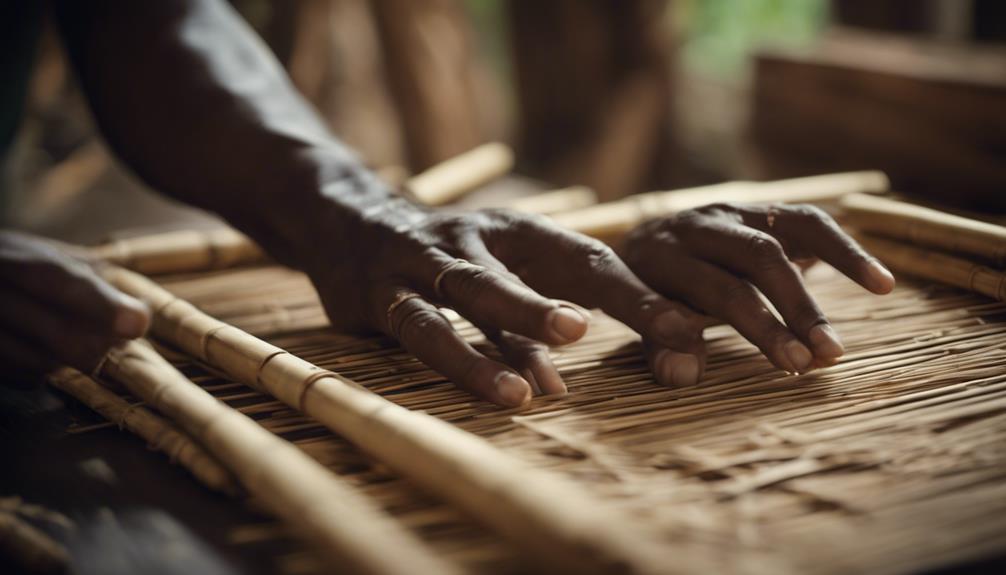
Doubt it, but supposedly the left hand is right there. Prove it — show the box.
[623,202,895,376]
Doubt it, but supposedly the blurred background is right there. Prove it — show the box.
[3,0,1005,244]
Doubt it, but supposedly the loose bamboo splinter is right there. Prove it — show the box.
[47,367,239,495]
[841,193,1006,267]
[551,170,890,240]
[107,267,671,575]
[859,235,1006,301]
[91,142,513,275]
[98,339,456,575]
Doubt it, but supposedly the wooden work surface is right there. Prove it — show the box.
[3,264,1006,574]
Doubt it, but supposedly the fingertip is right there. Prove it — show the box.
[528,354,567,395]
[865,259,896,294]
[113,295,150,338]
[783,339,814,374]
[546,303,590,343]
[495,372,532,407]
[653,349,701,387]
[808,323,844,360]
[651,307,703,348]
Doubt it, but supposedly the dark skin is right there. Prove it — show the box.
[0,0,894,404]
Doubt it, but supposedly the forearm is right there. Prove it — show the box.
[51,0,396,268]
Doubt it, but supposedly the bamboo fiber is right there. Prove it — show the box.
[98,338,456,575]
[859,234,1006,301]
[47,367,239,495]
[104,267,671,575]
[91,143,513,275]
[61,257,1006,574]
[841,193,1006,267]
[551,170,890,239]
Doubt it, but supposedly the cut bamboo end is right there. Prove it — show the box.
[47,367,240,496]
[99,339,457,575]
[552,170,890,239]
[842,193,1006,267]
[406,142,514,206]
[104,266,670,574]
[859,234,1006,301]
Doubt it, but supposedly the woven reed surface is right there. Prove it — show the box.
[104,264,1006,574]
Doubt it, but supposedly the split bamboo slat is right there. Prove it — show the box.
[859,235,1006,301]
[90,142,514,275]
[95,338,456,575]
[550,170,889,239]
[77,260,1005,575]
[47,367,240,495]
[91,170,888,276]
[841,193,1006,267]
[103,267,672,575]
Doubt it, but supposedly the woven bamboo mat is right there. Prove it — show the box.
[92,264,1006,574]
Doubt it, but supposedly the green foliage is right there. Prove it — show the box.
[677,0,828,79]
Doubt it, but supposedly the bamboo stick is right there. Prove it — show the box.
[0,510,69,575]
[551,170,890,239]
[405,142,514,206]
[91,143,514,275]
[858,235,1006,301]
[841,193,1006,267]
[98,339,457,575]
[47,367,239,495]
[503,185,598,216]
[105,267,669,575]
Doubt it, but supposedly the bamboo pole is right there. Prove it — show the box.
[841,193,1006,267]
[858,235,1006,301]
[47,367,239,495]
[98,339,457,575]
[105,267,668,575]
[92,170,883,275]
[0,510,69,575]
[503,185,598,216]
[550,170,890,239]
[91,143,514,275]
[405,142,514,206]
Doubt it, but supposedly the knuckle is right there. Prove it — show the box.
[449,265,495,300]
[745,232,785,264]
[719,279,754,310]
[578,240,619,275]
[394,305,444,342]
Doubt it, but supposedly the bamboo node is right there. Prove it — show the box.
[297,370,341,413]
[256,350,288,390]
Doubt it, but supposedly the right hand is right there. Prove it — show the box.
[0,230,150,383]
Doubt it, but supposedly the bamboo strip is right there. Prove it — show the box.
[551,170,889,239]
[502,185,598,216]
[841,193,1006,267]
[91,143,513,275]
[105,267,672,575]
[98,339,457,575]
[859,235,1006,301]
[405,142,514,206]
[47,367,240,495]
[0,510,69,575]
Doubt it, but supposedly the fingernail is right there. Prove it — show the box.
[496,372,531,406]
[529,355,567,395]
[114,297,150,338]
[784,340,814,373]
[866,260,895,293]
[547,304,589,343]
[656,350,700,387]
[808,324,844,359]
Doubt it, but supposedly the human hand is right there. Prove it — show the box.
[623,203,895,376]
[303,197,707,407]
[0,231,150,381]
